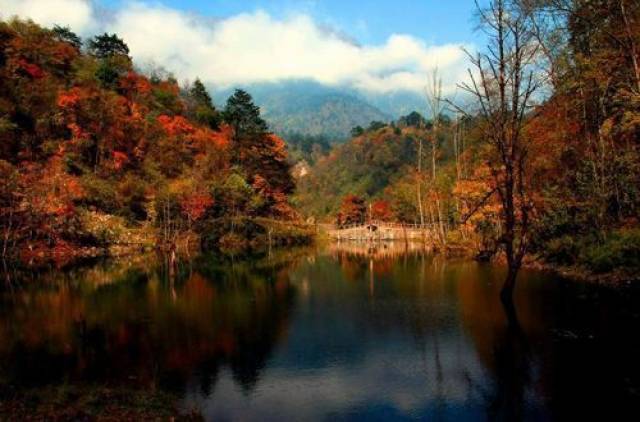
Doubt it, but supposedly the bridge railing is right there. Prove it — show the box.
[326,220,437,232]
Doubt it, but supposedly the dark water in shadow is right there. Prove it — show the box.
[1,244,640,420]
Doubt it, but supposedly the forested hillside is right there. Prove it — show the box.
[293,116,429,217]
[0,19,304,265]
[2,0,640,280]
[215,81,391,140]
[296,0,640,279]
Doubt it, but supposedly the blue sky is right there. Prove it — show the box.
[1,0,484,96]
[98,0,482,46]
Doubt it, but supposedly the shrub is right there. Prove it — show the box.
[198,217,264,250]
[116,175,148,223]
[80,210,127,245]
[544,235,579,265]
[580,229,640,273]
[79,175,118,214]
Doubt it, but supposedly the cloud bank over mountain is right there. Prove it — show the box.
[0,0,472,96]
[0,0,97,34]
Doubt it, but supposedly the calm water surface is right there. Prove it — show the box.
[1,243,640,420]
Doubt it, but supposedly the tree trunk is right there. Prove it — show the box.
[436,197,446,245]
[416,138,425,227]
[431,139,437,181]
[500,265,518,306]
[620,0,640,92]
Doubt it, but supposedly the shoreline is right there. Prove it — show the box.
[9,234,638,287]
[321,237,640,286]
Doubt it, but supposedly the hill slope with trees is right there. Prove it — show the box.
[0,18,306,265]
[215,81,391,141]
[296,0,640,285]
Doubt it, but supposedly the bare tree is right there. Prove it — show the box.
[426,68,444,180]
[454,0,541,303]
[415,129,425,228]
[619,0,640,93]
[425,69,447,243]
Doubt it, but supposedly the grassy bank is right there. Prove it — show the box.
[327,226,640,284]
[199,216,316,253]
[0,384,202,420]
[9,212,316,268]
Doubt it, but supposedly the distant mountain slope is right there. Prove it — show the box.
[264,92,391,140]
[293,124,419,217]
[213,81,391,141]
[362,91,427,119]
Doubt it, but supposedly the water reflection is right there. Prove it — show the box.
[0,249,303,399]
[1,243,640,420]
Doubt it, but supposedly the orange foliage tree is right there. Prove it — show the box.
[336,195,367,227]
[371,200,394,221]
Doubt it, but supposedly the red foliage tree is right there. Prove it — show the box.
[336,195,367,227]
[371,200,394,221]
[16,58,45,79]
[180,192,214,224]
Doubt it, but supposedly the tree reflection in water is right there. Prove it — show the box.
[0,249,305,400]
[1,243,639,420]
[322,242,640,421]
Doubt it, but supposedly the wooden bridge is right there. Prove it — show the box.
[321,221,438,242]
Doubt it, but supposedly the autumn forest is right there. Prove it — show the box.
[3,1,637,285]
[1,0,640,418]
[0,19,306,267]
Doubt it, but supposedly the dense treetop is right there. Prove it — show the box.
[0,18,296,263]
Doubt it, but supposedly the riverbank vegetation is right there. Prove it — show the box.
[2,1,639,286]
[295,0,640,284]
[0,19,306,266]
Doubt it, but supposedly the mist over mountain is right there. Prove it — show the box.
[212,81,420,141]
[361,91,427,120]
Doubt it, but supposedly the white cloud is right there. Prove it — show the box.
[1,0,472,95]
[0,0,96,34]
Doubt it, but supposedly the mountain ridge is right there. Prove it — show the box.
[212,81,394,140]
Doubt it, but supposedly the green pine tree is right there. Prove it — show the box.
[189,78,219,129]
[223,89,268,145]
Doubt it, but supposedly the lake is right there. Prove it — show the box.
[1,243,639,420]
